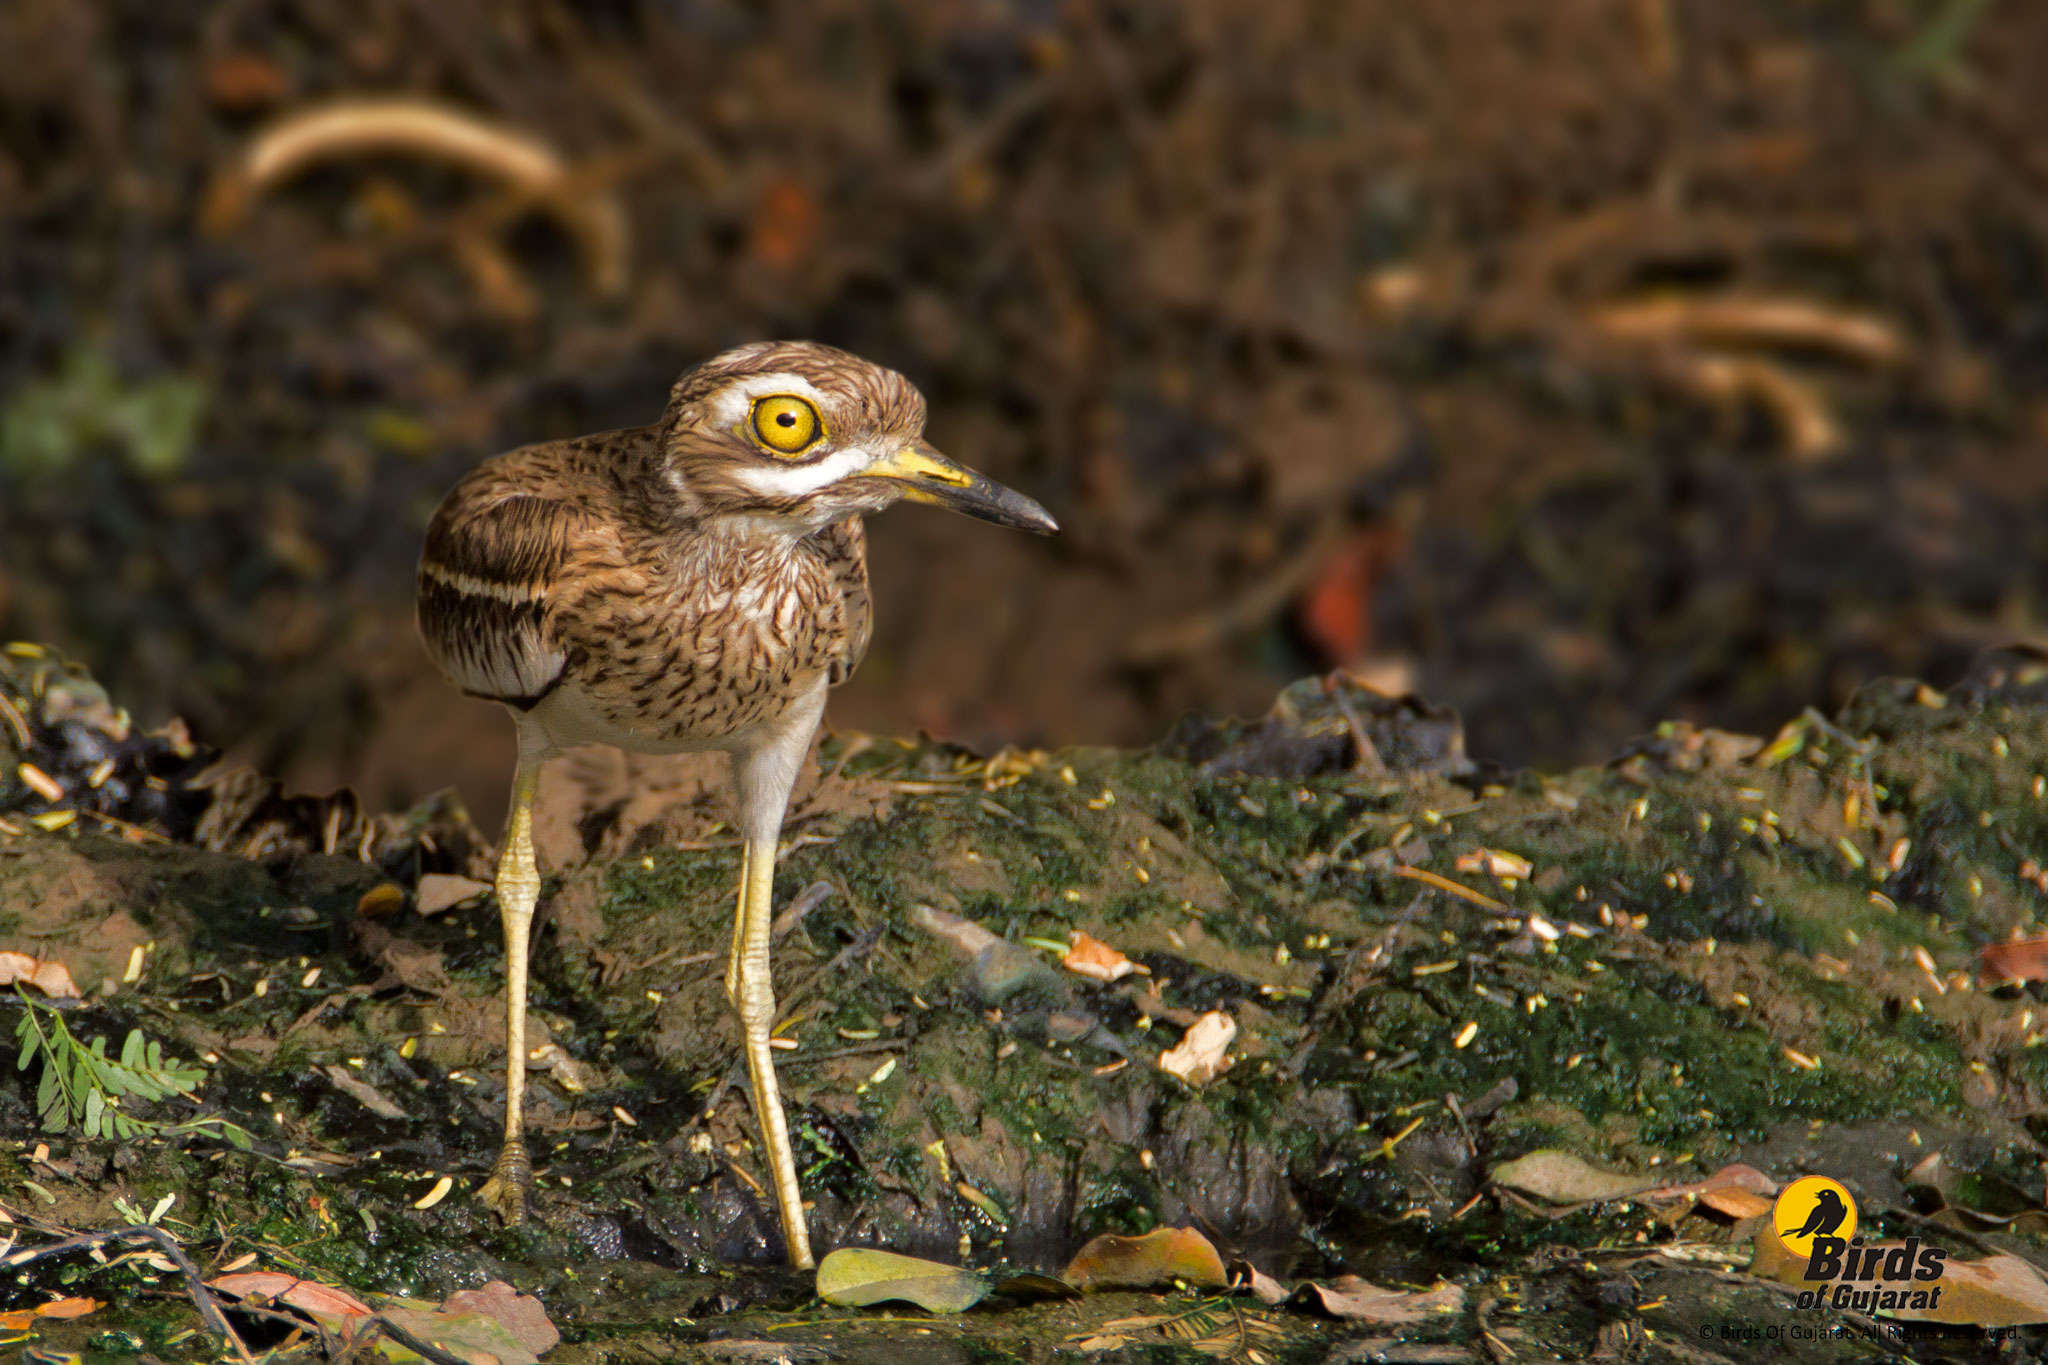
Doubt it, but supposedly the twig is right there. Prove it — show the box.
[1388,864,1514,915]
[4,1226,252,1362]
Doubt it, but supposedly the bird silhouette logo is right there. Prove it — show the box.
[1773,1176,1858,1259]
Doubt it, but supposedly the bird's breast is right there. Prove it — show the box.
[549,531,849,749]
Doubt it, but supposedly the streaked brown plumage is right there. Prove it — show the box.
[416,340,1056,1268]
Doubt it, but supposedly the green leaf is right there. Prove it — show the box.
[83,1088,103,1139]
[815,1249,987,1313]
[18,1025,38,1073]
[121,1030,143,1069]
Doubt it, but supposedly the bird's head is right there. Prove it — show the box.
[653,340,1058,538]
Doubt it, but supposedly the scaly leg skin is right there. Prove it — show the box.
[727,833,815,1269]
[479,757,542,1224]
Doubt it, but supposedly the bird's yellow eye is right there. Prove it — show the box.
[750,395,823,455]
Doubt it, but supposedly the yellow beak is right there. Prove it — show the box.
[860,440,1059,535]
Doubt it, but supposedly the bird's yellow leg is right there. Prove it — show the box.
[479,757,542,1224]
[726,833,814,1269]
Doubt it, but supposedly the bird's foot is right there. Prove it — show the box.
[477,1140,533,1225]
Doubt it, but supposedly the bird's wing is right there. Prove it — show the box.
[417,484,604,708]
[817,516,872,686]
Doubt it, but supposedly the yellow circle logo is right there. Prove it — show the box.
[1774,1176,1857,1259]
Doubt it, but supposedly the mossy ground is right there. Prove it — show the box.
[6,671,2048,1359]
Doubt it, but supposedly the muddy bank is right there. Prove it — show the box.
[7,647,2048,1358]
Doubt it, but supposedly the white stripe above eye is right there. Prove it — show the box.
[730,444,875,497]
[704,371,832,434]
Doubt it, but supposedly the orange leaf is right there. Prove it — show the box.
[1697,1187,1776,1220]
[209,1272,374,1320]
[34,1297,100,1320]
[0,951,81,1000]
[1063,1226,1227,1291]
[1978,934,2048,985]
[1064,931,1140,983]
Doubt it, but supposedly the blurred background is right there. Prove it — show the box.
[3,0,2046,829]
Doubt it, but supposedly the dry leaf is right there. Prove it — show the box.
[1063,1226,1228,1290]
[1641,1162,1779,1204]
[1229,1258,1290,1305]
[1288,1276,1464,1323]
[0,952,81,1000]
[1157,1010,1236,1086]
[1697,1187,1776,1220]
[208,1272,374,1321]
[1977,934,2048,985]
[322,1065,409,1120]
[1065,931,1141,983]
[1890,1252,2048,1327]
[1490,1149,1656,1204]
[415,873,493,917]
[442,1281,559,1356]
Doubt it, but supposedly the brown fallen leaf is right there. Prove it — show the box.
[208,1272,374,1321]
[1890,1252,2048,1327]
[1228,1258,1290,1306]
[442,1281,560,1357]
[416,873,493,917]
[321,1065,409,1121]
[0,951,81,1000]
[1063,1226,1228,1291]
[1977,933,2048,986]
[1697,1187,1776,1221]
[1065,930,1143,983]
[1490,1149,1657,1204]
[1157,1011,1236,1086]
[1288,1276,1464,1323]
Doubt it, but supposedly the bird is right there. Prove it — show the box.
[414,340,1057,1268]
[1787,1188,1849,1241]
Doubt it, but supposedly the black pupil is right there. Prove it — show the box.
[776,412,797,428]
